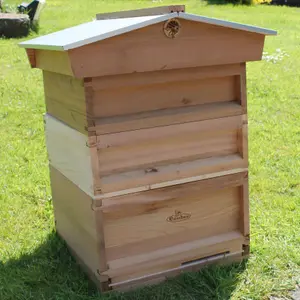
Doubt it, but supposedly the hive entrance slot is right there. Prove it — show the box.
[181,251,230,267]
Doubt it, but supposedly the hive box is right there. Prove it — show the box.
[20,5,276,291]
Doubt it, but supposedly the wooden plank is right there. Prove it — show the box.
[97,115,242,149]
[93,204,108,273]
[69,19,265,78]
[241,180,250,237]
[36,49,73,76]
[96,5,185,20]
[100,171,246,209]
[92,76,237,117]
[106,226,239,263]
[97,128,239,176]
[83,78,96,130]
[110,263,179,288]
[90,64,243,91]
[93,101,243,135]
[97,154,247,194]
[237,116,248,161]
[237,63,247,110]
[102,185,241,248]
[102,231,244,277]
[43,71,88,134]
[26,48,36,68]
[110,250,242,289]
[111,251,245,291]
[44,114,94,195]
[94,168,248,198]
[49,166,104,277]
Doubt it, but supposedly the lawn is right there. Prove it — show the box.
[0,0,300,299]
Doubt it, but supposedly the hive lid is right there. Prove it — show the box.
[19,10,277,51]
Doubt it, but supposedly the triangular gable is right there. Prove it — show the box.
[19,12,276,51]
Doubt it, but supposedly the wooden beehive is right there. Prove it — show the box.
[20,6,276,291]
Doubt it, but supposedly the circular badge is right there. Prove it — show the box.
[163,18,181,39]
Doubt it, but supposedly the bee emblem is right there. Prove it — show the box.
[164,18,181,39]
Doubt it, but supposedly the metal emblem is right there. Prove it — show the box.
[163,18,181,39]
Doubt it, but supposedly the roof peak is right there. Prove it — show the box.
[19,11,277,51]
[96,5,185,20]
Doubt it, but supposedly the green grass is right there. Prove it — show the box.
[1,1,300,299]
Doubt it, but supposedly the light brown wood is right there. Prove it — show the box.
[241,180,250,237]
[96,5,185,20]
[97,115,242,176]
[69,20,265,78]
[99,173,246,267]
[110,250,243,290]
[111,250,245,291]
[49,166,104,276]
[90,64,243,91]
[93,101,243,135]
[100,171,247,208]
[98,131,237,175]
[97,115,242,149]
[36,49,73,76]
[26,48,36,68]
[44,114,95,196]
[94,168,247,198]
[236,63,247,110]
[43,71,88,134]
[83,78,96,131]
[102,231,244,277]
[97,155,247,194]
[93,205,108,273]
[26,2,265,289]
[101,181,243,249]
[110,262,179,289]
[92,76,237,117]
[238,122,248,161]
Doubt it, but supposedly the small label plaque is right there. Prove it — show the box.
[166,210,191,223]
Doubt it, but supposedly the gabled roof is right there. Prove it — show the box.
[19,12,277,51]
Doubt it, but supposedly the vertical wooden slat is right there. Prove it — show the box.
[26,49,36,68]
[235,62,247,112]
[241,179,250,237]
[236,65,249,256]
[83,78,96,132]
[237,122,248,161]
[92,198,111,291]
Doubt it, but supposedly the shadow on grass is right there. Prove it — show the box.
[0,231,248,300]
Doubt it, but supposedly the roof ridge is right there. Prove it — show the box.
[96,5,185,20]
[19,12,277,51]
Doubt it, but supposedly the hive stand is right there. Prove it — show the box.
[20,5,276,291]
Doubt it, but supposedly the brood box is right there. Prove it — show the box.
[20,5,276,291]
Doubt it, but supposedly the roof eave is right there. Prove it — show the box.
[179,12,277,36]
[18,12,179,51]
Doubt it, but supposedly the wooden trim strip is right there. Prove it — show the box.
[90,64,243,91]
[102,231,243,277]
[96,5,185,20]
[241,181,250,236]
[179,12,277,36]
[108,250,243,288]
[93,101,243,135]
[92,168,248,200]
[97,154,246,194]
[235,63,247,110]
